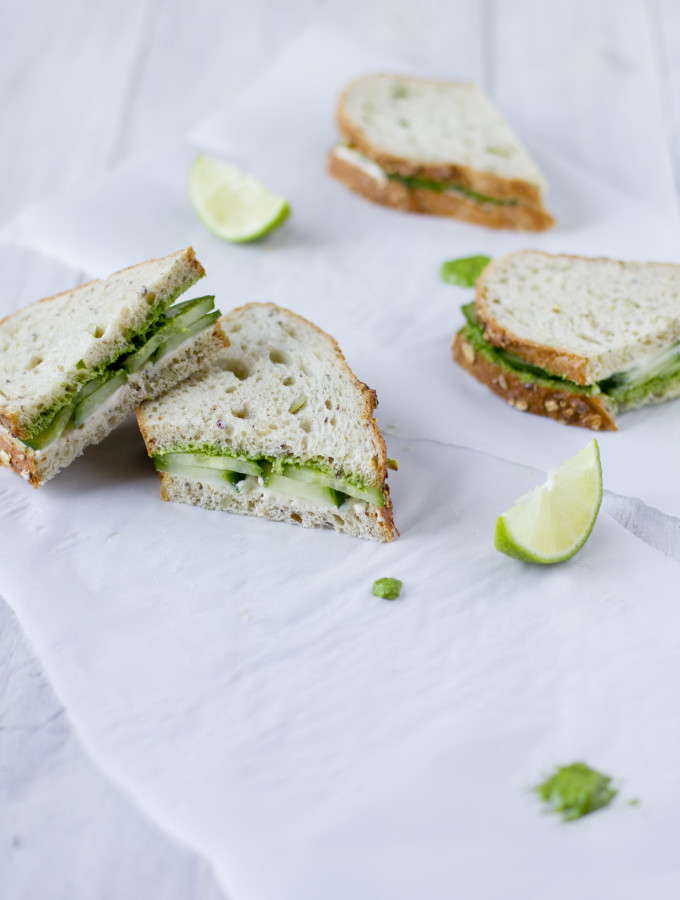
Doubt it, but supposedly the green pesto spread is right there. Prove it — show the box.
[461,303,680,409]
[536,762,617,821]
[386,172,519,207]
[372,577,402,600]
[441,256,491,288]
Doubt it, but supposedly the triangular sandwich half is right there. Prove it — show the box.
[453,250,680,430]
[328,74,554,231]
[137,303,396,542]
[0,247,227,486]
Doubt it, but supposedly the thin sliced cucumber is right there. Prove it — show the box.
[156,452,262,477]
[164,295,215,323]
[267,473,346,508]
[73,371,128,428]
[123,297,217,373]
[24,404,74,450]
[281,465,384,506]
[154,459,233,487]
[153,311,221,363]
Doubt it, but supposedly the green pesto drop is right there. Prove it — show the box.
[441,255,491,288]
[536,762,617,821]
[372,577,402,600]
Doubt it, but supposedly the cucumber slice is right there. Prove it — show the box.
[281,465,384,506]
[164,295,215,323]
[153,311,221,363]
[24,403,74,450]
[267,473,346,508]
[154,453,249,489]
[73,371,128,427]
[154,459,233,487]
[156,452,261,477]
[123,331,174,373]
[123,298,217,373]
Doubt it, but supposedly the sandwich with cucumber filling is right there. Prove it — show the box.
[328,73,554,231]
[136,303,396,542]
[0,247,227,486]
[453,250,680,430]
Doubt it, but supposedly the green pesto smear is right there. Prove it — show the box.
[386,172,519,207]
[372,577,402,600]
[536,763,617,821]
[441,256,491,288]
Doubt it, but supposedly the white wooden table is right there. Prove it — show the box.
[1,2,679,897]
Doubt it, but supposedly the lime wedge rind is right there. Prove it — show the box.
[189,153,290,243]
[495,440,603,565]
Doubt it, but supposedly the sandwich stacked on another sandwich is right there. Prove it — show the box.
[328,74,554,231]
[453,250,680,430]
[137,303,396,542]
[0,248,226,486]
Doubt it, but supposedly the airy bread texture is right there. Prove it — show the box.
[137,303,395,542]
[331,74,554,230]
[476,251,680,384]
[0,323,227,486]
[0,247,205,439]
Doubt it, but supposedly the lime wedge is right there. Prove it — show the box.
[495,439,602,564]
[189,153,290,243]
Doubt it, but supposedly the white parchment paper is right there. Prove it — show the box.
[0,428,678,899]
[1,25,679,900]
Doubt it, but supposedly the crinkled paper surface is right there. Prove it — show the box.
[1,25,679,900]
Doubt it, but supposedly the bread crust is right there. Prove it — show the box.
[452,330,617,431]
[336,74,547,209]
[328,153,554,232]
[0,433,41,487]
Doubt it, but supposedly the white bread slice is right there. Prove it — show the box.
[335,74,550,211]
[0,322,227,487]
[137,303,396,542]
[476,251,680,385]
[0,247,205,439]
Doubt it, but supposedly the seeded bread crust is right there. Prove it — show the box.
[157,473,395,543]
[336,74,549,210]
[328,153,555,231]
[0,322,227,487]
[452,330,617,431]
